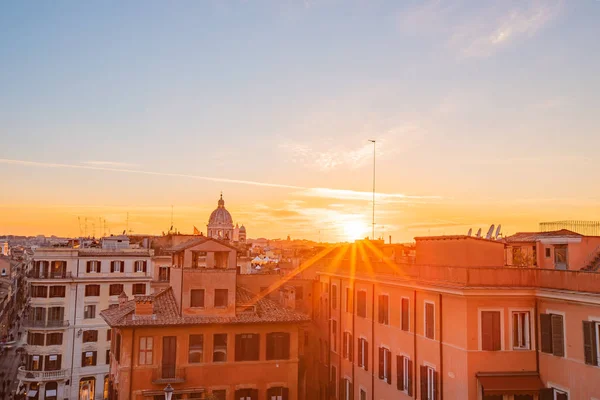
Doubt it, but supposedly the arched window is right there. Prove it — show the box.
[45,381,58,400]
[27,383,40,400]
[103,375,109,400]
[79,377,96,400]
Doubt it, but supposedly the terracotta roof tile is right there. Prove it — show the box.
[504,229,582,243]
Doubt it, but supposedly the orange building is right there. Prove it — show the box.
[100,237,310,400]
[315,237,600,400]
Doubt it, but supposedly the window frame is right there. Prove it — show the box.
[213,333,228,363]
[138,336,153,365]
[214,289,228,308]
[83,305,96,319]
[357,290,367,318]
[188,334,204,364]
[424,301,435,340]
[478,308,504,351]
[132,283,146,295]
[378,294,390,325]
[542,309,566,357]
[401,297,410,332]
[510,308,533,350]
[190,289,205,308]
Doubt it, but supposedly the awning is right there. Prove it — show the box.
[477,373,544,395]
[27,390,38,397]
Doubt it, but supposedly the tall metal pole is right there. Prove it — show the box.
[369,140,376,240]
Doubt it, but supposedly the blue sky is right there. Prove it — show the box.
[1,0,599,241]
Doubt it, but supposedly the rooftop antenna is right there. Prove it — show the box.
[485,224,495,240]
[495,224,502,239]
[92,223,96,238]
[467,228,472,236]
[170,205,174,233]
[84,217,88,238]
[476,228,482,238]
[126,213,129,235]
[368,139,376,240]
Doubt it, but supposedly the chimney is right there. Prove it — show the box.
[389,235,392,244]
[118,292,128,308]
[135,296,154,316]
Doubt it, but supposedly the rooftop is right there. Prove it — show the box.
[100,286,310,328]
[165,236,238,253]
[504,229,582,243]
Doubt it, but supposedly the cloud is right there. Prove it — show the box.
[298,188,441,203]
[399,0,563,58]
[82,161,140,168]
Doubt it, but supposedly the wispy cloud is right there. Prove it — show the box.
[400,0,563,58]
[298,188,441,203]
[83,161,140,168]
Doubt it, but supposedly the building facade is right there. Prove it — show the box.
[19,238,153,400]
[101,237,309,400]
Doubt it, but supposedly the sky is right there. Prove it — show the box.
[1,0,599,242]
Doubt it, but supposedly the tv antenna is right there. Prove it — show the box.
[495,224,502,239]
[476,228,482,238]
[485,224,495,240]
[467,228,472,236]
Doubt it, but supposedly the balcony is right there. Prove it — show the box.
[26,271,73,280]
[17,367,68,382]
[23,320,70,329]
[152,366,185,384]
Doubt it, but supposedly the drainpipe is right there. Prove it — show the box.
[69,258,79,398]
[413,290,417,399]
[371,283,375,400]
[129,327,136,400]
[439,293,443,400]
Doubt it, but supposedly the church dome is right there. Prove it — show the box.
[208,194,233,226]
[239,225,246,232]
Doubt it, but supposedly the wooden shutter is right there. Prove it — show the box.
[426,303,434,339]
[492,312,501,350]
[420,366,428,400]
[402,299,409,331]
[358,339,363,367]
[86,261,91,273]
[397,356,404,390]
[235,334,242,361]
[583,321,598,365]
[386,350,392,384]
[378,347,384,379]
[540,313,553,353]
[339,379,345,400]
[251,389,258,400]
[283,333,290,359]
[342,333,347,358]
[348,334,353,362]
[481,311,492,350]
[551,314,565,357]
[378,296,383,323]
[143,260,148,273]
[407,359,413,396]
[282,387,289,400]
[432,370,438,400]
[539,388,554,400]
[110,261,114,273]
[364,340,368,371]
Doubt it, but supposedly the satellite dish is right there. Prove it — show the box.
[476,228,482,238]
[495,224,502,239]
[467,228,472,236]
[486,224,495,239]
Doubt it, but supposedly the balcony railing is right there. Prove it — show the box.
[23,320,70,329]
[26,271,73,279]
[17,367,68,382]
[152,366,185,384]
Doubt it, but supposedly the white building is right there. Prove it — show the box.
[19,237,154,400]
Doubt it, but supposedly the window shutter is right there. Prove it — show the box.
[583,321,598,365]
[402,299,409,331]
[539,388,554,400]
[364,341,368,371]
[433,370,438,400]
[349,334,353,362]
[407,359,413,396]
[251,389,258,400]
[420,366,428,400]
[481,311,492,350]
[358,339,363,367]
[143,260,148,273]
[512,313,519,348]
[386,350,392,384]
[377,296,382,323]
[492,311,501,350]
[266,333,273,360]
[235,335,242,361]
[339,379,345,400]
[378,347,384,379]
[551,314,565,357]
[282,387,289,400]
[540,314,553,353]
[426,304,434,339]
[396,356,404,390]
[81,353,85,367]
[342,333,347,358]
[110,261,114,273]
[283,333,290,359]
[86,261,91,273]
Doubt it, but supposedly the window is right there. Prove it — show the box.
[115,333,121,362]
[401,298,410,331]
[583,320,599,366]
[295,286,303,300]
[139,336,153,365]
[189,334,204,363]
[540,388,569,400]
[545,248,551,258]
[481,311,502,351]
[109,284,123,296]
[213,333,228,362]
[425,302,435,339]
[345,287,352,313]
[106,349,110,365]
[360,389,367,400]
[158,266,170,282]
[378,347,391,384]
[28,332,45,346]
[215,289,228,307]
[266,332,290,360]
[234,389,258,400]
[267,387,289,400]
[49,286,66,298]
[420,366,437,400]
[513,394,534,400]
[330,365,337,398]
[540,313,565,357]
[331,320,337,352]
[85,284,100,297]
[81,351,97,367]
[27,355,42,370]
[331,285,337,309]
[86,260,101,273]
[106,329,112,341]
[132,283,146,295]
[378,295,389,325]
[358,338,368,370]
[340,378,352,400]
[343,332,353,361]
[190,289,205,307]
[396,355,412,394]
[110,261,124,273]
[134,260,147,273]
[46,332,63,346]
[235,333,259,361]
[357,291,367,318]
[44,354,61,371]
[212,390,226,400]
[512,311,530,349]
[82,330,98,343]
[45,381,58,400]
[31,286,48,298]
[84,305,96,319]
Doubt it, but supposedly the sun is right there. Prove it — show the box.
[342,220,368,242]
